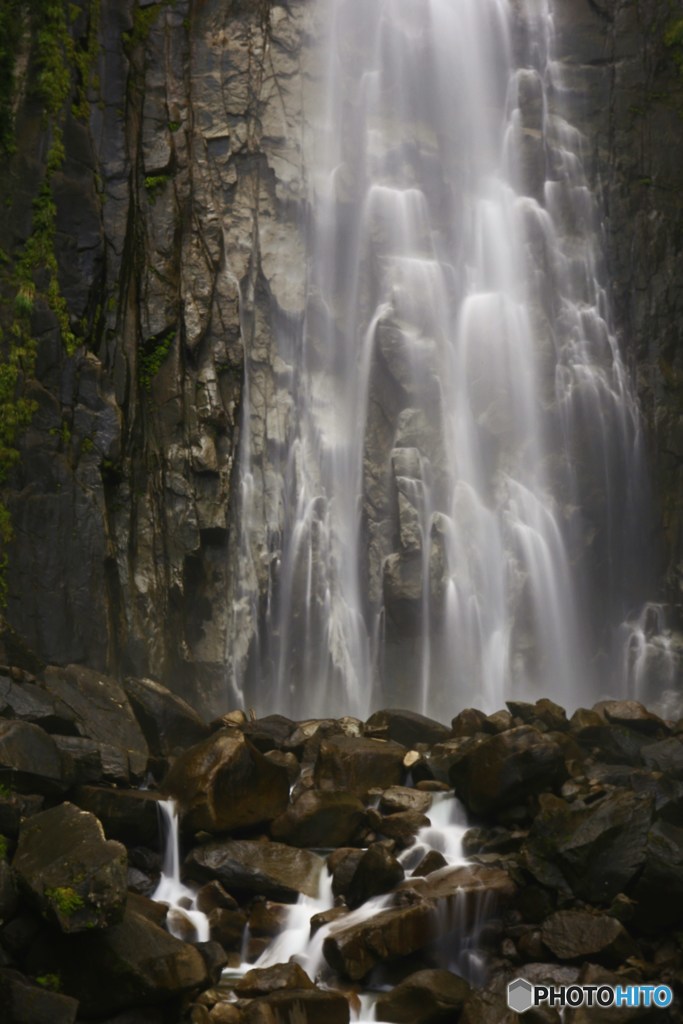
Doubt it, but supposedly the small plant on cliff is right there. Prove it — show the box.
[144,174,169,202]
[35,973,62,992]
[45,885,84,916]
[139,328,176,392]
[664,19,683,72]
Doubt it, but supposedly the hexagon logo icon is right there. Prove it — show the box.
[508,978,534,1014]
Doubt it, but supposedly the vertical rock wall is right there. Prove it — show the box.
[0,0,316,715]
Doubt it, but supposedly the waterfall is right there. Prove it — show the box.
[229,0,652,720]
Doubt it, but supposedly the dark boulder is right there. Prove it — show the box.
[345,844,405,908]
[13,802,127,933]
[162,730,289,834]
[185,839,324,901]
[593,700,668,736]
[540,909,637,966]
[365,709,451,747]
[25,904,211,1018]
[72,786,164,848]
[123,676,210,756]
[314,735,406,797]
[375,968,470,1023]
[523,790,652,903]
[641,737,683,778]
[0,675,77,734]
[367,808,430,845]
[234,962,315,996]
[0,968,79,1024]
[629,819,683,932]
[54,735,130,786]
[243,988,350,1024]
[270,790,365,848]
[39,666,148,779]
[379,786,432,815]
[0,721,66,795]
[449,726,567,815]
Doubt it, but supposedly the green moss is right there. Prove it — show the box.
[123,3,162,52]
[144,173,169,201]
[81,436,94,453]
[139,328,176,392]
[664,18,683,72]
[168,119,180,132]
[35,973,62,992]
[45,885,84,915]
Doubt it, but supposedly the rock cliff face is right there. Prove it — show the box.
[0,0,319,714]
[0,0,682,715]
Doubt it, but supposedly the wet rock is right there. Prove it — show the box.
[463,826,524,857]
[248,899,289,938]
[506,699,569,733]
[324,864,515,980]
[346,844,405,908]
[13,802,127,933]
[365,709,450,747]
[641,736,683,778]
[449,726,567,815]
[209,1007,241,1024]
[523,790,652,902]
[123,676,210,756]
[39,666,148,777]
[241,716,297,753]
[451,707,493,737]
[0,967,79,1024]
[314,735,406,797]
[379,786,433,815]
[540,909,638,965]
[234,962,315,996]
[243,988,350,1024]
[0,721,66,795]
[0,675,77,734]
[411,850,448,876]
[162,730,290,833]
[629,818,683,932]
[207,907,247,951]
[271,790,365,848]
[26,904,211,1018]
[72,786,164,847]
[593,700,667,736]
[196,880,239,915]
[53,735,130,786]
[375,968,470,1023]
[0,859,19,923]
[368,808,430,845]
[185,839,324,901]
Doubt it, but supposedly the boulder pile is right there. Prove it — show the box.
[0,645,682,1023]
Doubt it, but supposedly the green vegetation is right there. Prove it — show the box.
[664,18,683,71]
[123,3,161,52]
[35,973,62,991]
[168,119,180,132]
[0,0,101,603]
[144,174,169,201]
[45,885,84,915]
[0,834,8,859]
[139,328,176,391]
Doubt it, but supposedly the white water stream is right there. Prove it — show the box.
[228,0,656,721]
[152,799,210,943]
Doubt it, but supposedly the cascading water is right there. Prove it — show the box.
[153,799,210,943]
[229,0,653,720]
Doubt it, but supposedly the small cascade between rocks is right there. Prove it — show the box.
[235,793,492,1021]
[153,799,210,943]
[228,0,660,721]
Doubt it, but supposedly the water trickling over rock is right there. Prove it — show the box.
[228,0,653,721]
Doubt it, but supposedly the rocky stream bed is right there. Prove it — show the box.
[1,631,683,1022]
